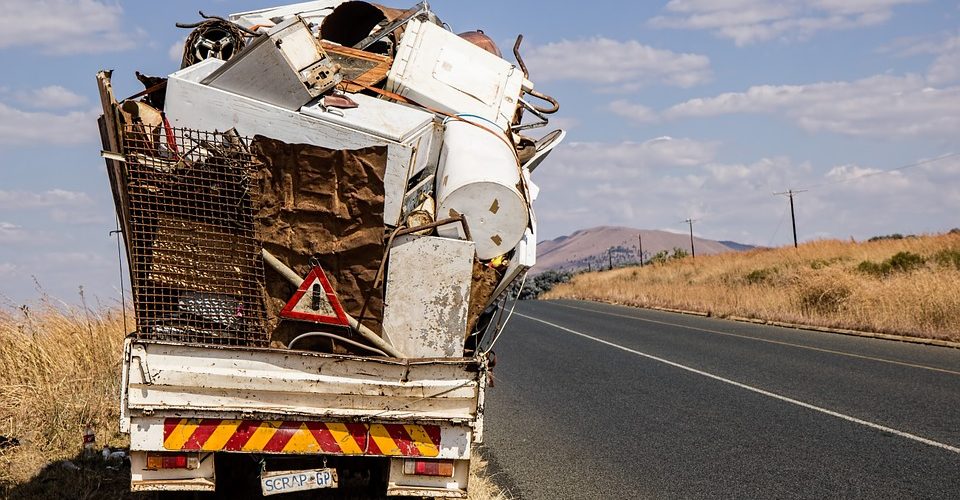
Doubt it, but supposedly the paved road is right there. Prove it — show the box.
[481,300,960,499]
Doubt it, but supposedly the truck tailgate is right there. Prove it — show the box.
[122,340,484,459]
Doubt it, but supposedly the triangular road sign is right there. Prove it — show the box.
[280,266,350,327]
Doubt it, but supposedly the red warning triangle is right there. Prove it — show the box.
[280,266,350,327]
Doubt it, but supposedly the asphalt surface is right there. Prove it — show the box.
[481,299,960,499]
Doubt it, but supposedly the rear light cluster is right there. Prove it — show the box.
[145,452,200,470]
[403,459,455,477]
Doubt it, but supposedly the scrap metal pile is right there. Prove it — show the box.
[97,1,563,358]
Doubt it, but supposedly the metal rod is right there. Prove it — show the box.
[288,332,388,357]
[513,35,529,78]
[353,3,425,50]
[261,248,405,357]
[394,215,471,241]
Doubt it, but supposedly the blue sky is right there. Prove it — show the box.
[1,0,959,304]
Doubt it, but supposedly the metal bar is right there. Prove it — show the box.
[353,3,425,50]
[261,249,405,358]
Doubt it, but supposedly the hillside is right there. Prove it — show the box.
[544,232,960,342]
[535,226,749,272]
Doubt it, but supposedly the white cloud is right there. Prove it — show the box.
[924,35,960,85]
[545,137,718,182]
[533,138,959,245]
[0,102,98,146]
[533,140,808,243]
[0,262,16,277]
[650,0,923,46]
[16,85,87,109]
[0,222,26,243]
[524,37,711,90]
[608,100,658,124]
[0,0,136,54]
[660,74,960,138]
[0,189,94,209]
[169,37,186,64]
[881,33,960,86]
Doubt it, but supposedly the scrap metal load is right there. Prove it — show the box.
[97,1,564,359]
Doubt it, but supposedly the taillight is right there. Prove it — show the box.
[403,459,455,477]
[145,452,200,470]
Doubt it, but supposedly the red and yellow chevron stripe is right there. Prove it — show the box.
[162,419,441,457]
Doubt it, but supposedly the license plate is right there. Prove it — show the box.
[261,468,338,496]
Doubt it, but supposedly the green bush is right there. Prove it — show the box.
[648,250,669,266]
[934,248,960,270]
[857,251,925,278]
[868,233,905,242]
[518,270,573,299]
[745,268,773,285]
[857,260,891,277]
[670,247,689,260]
[887,251,925,272]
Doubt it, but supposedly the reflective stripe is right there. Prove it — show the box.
[163,418,441,457]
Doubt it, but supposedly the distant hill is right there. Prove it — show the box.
[534,226,752,273]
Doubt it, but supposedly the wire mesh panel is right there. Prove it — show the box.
[122,125,268,346]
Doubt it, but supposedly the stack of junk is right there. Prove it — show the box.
[97,1,564,359]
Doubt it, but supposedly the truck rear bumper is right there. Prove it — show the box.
[130,416,472,460]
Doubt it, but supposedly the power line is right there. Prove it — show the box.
[767,202,790,248]
[799,152,960,191]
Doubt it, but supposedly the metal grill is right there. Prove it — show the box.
[122,125,268,346]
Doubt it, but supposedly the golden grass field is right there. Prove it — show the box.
[545,232,960,342]
[0,298,508,498]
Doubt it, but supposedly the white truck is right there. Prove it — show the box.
[98,1,561,497]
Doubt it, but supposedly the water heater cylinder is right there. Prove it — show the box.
[436,117,530,260]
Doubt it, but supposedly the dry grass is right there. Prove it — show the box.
[0,295,129,496]
[0,296,507,498]
[545,232,960,342]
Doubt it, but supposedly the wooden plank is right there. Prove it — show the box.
[96,70,134,263]
[321,42,392,93]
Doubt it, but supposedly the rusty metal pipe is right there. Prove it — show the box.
[261,248,405,357]
[527,89,560,115]
[395,215,472,241]
[513,34,529,79]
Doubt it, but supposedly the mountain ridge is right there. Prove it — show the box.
[534,225,754,272]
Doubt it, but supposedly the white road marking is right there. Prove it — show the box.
[550,302,960,377]
[516,312,960,455]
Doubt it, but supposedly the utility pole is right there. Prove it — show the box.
[608,248,613,270]
[774,189,807,248]
[684,218,697,259]
[638,233,644,267]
